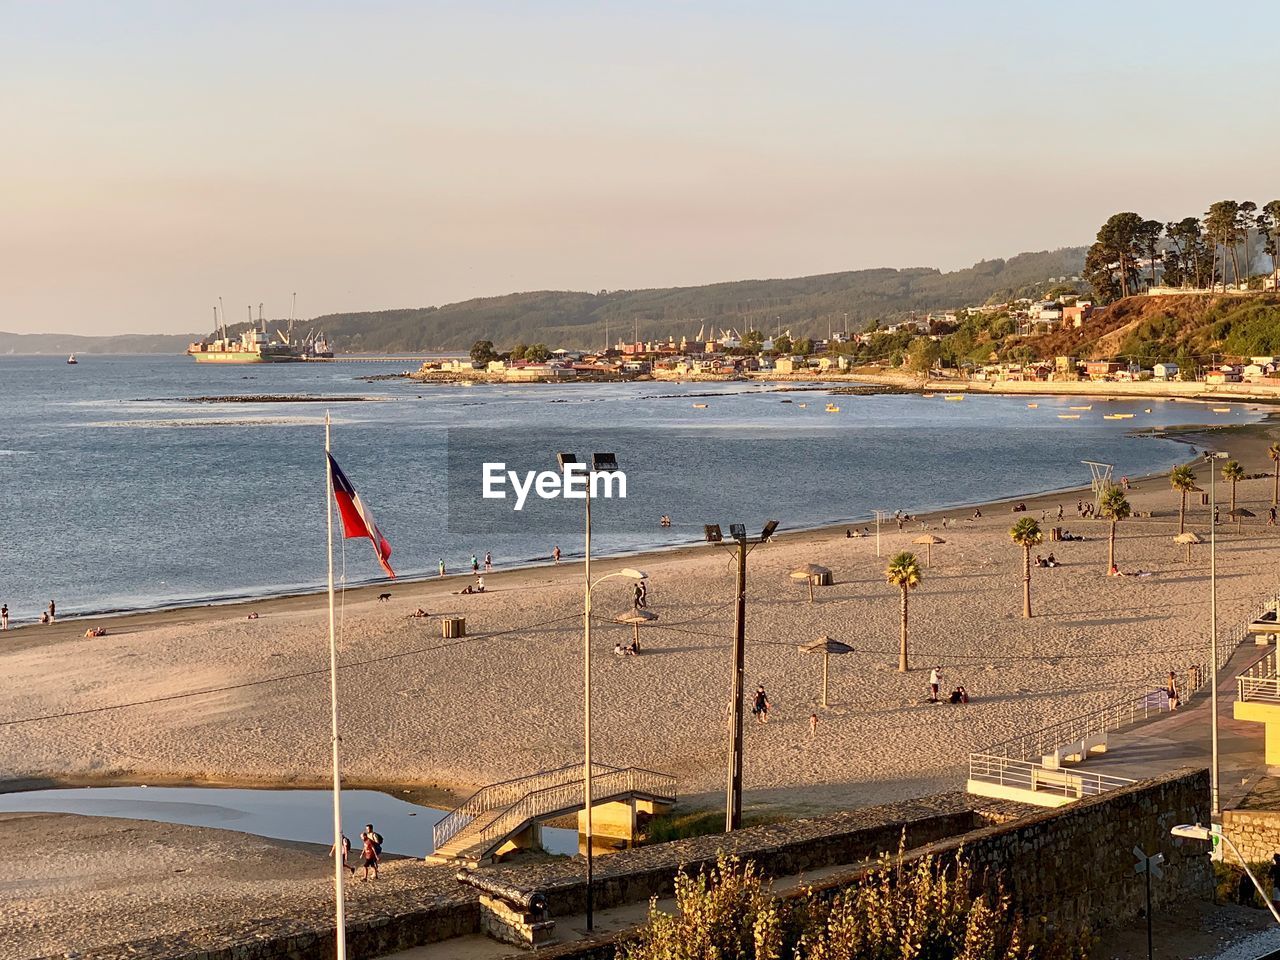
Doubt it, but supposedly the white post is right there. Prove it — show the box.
[1209,458,1220,817]
[583,486,595,930]
[325,414,348,960]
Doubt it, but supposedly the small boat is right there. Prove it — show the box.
[825,403,840,413]
[944,395,965,401]
[1069,405,1092,411]
[1058,414,1080,420]
[1213,407,1231,413]
[922,393,935,398]
[780,399,793,404]
[1114,413,1134,419]
[692,403,708,409]
[798,403,807,408]
[66,354,78,365]
[1026,403,1038,408]
[1144,408,1152,413]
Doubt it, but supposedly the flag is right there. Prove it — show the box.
[327,453,395,578]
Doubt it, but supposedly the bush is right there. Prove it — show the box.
[619,853,1090,960]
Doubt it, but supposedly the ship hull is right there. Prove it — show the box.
[190,352,303,363]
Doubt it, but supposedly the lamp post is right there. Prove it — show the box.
[1172,824,1280,924]
[556,452,641,934]
[1205,451,1229,817]
[704,520,778,832]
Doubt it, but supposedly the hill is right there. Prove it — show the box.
[0,331,199,356]
[247,247,1087,353]
[1030,293,1280,364]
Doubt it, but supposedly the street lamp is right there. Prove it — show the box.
[556,452,638,933]
[1171,824,1280,924]
[705,519,779,832]
[1205,450,1229,816]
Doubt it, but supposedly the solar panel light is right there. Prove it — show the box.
[556,452,580,468]
[704,524,723,543]
[729,523,748,542]
[592,453,619,472]
[759,520,779,541]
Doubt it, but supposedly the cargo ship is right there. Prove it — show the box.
[187,327,303,363]
[188,300,304,363]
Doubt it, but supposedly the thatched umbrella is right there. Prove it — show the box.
[1228,507,1256,531]
[1174,531,1203,562]
[798,635,854,707]
[614,608,658,651]
[912,533,946,566]
[789,563,833,603]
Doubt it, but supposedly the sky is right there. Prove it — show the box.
[4,1,1280,336]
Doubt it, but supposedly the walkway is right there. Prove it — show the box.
[1074,641,1269,809]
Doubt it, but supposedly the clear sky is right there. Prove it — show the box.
[4,1,1279,335]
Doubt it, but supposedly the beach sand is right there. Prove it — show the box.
[0,420,1277,821]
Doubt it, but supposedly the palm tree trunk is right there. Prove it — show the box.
[1022,546,1032,618]
[1108,520,1116,572]
[1179,490,1187,535]
[898,586,909,673]
[1273,461,1277,507]
[1231,481,1237,514]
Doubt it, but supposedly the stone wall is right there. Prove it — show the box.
[524,770,1213,960]
[1222,808,1280,865]
[486,792,1004,918]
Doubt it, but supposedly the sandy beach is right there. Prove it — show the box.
[0,418,1275,822]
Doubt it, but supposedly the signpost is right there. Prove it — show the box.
[1133,847,1165,960]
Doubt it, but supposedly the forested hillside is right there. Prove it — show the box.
[255,247,1086,352]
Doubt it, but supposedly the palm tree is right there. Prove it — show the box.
[1169,465,1197,535]
[885,551,922,673]
[1100,486,1131,573]
[1009,518,1043,618]
[1222,459,1245,515]
[1268,443,1280,507]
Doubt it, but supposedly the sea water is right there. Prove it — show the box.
[0,355,1255,619]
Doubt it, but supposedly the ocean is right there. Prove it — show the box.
[0,355,1256,621]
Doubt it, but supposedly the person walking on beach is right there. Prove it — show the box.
[1166,671,1180,710]
[638,578,648,608]
[47,600,55,623]
[484,551,493,571]
[1056,504,1064,521]
[0,604,7,630]
[438,558,446,577]
[330,832,356,875]
[471,554,479,574]
[751,685,770,724]
[359,832,380,880]
[552,545,561,564]
[809,713,818,738]
[929,666,941,703]
[1269,507,1277,526]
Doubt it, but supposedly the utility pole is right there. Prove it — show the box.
[726,536,747,832]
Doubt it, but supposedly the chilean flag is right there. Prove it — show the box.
[327,453,395,578]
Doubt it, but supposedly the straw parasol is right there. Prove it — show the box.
[1173,531,1203,562]
[789,563,833,603]
[798,635,854,707]
[614,608,658,651]
[912,533,946,566]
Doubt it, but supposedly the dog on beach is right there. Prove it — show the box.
[377,593,391,602]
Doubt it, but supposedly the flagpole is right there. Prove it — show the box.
[326,412,348,960]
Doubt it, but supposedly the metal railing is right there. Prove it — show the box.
[969,594,1278,799]
[468,766,677,855]
[433,763,676,855]
[1238,648,1280,703]
[969,754,1135,799]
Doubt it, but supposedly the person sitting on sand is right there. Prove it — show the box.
[845,528,852,538]
[1108,564,1120,577]
[475,576,485,592]
[455,585,475,595]
[411,608,429,618]
[1034,555,1047,568]
[971,508,982,520]
[613,643,626,656]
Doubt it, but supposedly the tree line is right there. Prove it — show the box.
[1087,201,1280,302]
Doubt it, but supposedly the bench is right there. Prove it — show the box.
[1041,733,1108,769]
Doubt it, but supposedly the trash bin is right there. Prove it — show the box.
[442,616,466,638]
